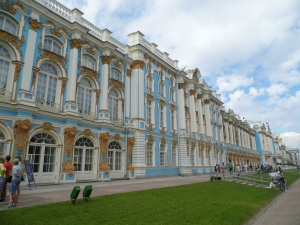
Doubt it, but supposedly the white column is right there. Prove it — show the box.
[178,83,186,130]
[100,55,112,113]
[237,127,241,146]
[196,94,205,135]
[189,90,197,133]
[225,119,230,143]
[229,121,234,145]
[125,70,131,118]
[204,98,212,137]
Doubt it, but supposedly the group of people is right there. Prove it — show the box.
[0,155,23,208]
[214,162,234,179]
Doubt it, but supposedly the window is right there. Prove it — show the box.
[44,38,62,55]
[36,63,58,106]
[170,77,174,86]
[160,144,167,166]
[170,89,174,102]
[107,141,122,171]
[111,68,122,82]
[170,109,175,130]
[146,99,152,124]
[77,77,92,115]
[146,143,153,166]
[190,147,195,166]
[147,63,151,73]
[159,83,164,97]
[74,138,94,172]
[82,55,95,70]
[159,104,164,127]
[108,89,119,121]
[0,15,18,36]
[171,145,176,166]
[28,133,56,173]
[159,71,163,80]
[0,45,10,89]
[146,76,152,91]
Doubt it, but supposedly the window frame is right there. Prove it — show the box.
[0,15,19,36]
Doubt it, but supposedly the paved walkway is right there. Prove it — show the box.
[0,175,299,225]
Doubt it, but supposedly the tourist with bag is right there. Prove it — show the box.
[1,155,12,202]
[8,158,22,208]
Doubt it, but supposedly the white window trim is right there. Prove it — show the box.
[170,108,177,132]
[145,142,155,167]
[80,45,101,72]
[159,142,168,167]
[145,98,155,129]
[0,9,26,38]
[108,87,123,122]
[171,145,177,166]
[110,67,123,82]
[159,104,166,129]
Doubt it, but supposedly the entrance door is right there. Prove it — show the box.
[74,138,94,181]
[107,141,123,179]
[27,133,57,183]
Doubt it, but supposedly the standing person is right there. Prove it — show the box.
[8,158,22,208]
[0,156,6,199]
[228,163,233,175]
[250,164,253,173]
[221,162,227,179]
[244,164,248,172]
[214,164,218,178]
[1,155,13,202]
[15,156,23,203]
[278,170,285,191]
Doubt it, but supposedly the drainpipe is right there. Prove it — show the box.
[123,53,128,177]
[176,69,181,175]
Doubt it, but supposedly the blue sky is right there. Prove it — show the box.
[58,0,300,149]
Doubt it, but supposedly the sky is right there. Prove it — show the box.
[57,0,300,150]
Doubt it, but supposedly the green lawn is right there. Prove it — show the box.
[0,170,299,225]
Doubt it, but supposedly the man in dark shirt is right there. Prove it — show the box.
[1,155,13,202]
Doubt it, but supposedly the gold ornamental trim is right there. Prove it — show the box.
[146,93,155,101]
[62,160,75,175]
[172,130,176,136]
[50,27,68,38]
[87,47,95,55]
[42,122,55,131]
[13,119,31,151]
[37,51,66,71]
[58,77,68,95]
[190,90,196,96]
[102,55,113,64]
[29,18,41,32]
[178,83,185,89]
[83,129,93,137]
[0,30,22,56]
[127,137,135,156]
[78,68,99,84]
[32,66,40,86]
[148,124,154,131]
[159,99,166,106]
[130,60,145,70]
[204,99,210,104]
[99,161,109,174]
[100,132,110,156]
[197,94,202,99]
[160,127,166,133]
[70,38,83,49]
[64,127,76,154]
[2,1,24,14]
[109,80,123,92]
[114,134,121,140]
[170,71,176,77]
[148,135,154,143]
[93,89,101,104]
[161,137,166,145]
[11,60,24,82]
[119,98,124,112]
[172,139,177,146]
[127,162,135,173]
[186,139,190,156]
[127,69,132,77]
[114,60,123,68]
[170,104,176,110]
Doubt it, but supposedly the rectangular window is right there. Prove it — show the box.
[190,147,195,166]
[74,148,83,171]
[159,104,164,127]
[159,83,164,97]
[146,143,153,166]
[147,100,152,124]
[170,89,174,102]
[171,145,176,166]
[43,147,55,172]
[170,109,174,130]
[160,144,165,166]
[28,146,41,173]
[147,77,152,91]
[84,149,93,171]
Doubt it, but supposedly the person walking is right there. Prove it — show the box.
[228,163,233,175]
[8,158,22,208]
[15,156,23,203]
[0,156,6,199]
[278,170,285,191]
[0,155,13,202]
[221,163,227,179]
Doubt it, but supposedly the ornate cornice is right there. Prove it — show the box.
[160,127,166,133]
[0,30,22,56]
[178,83,185,89]
[41,122,55,131]
[114,134,121,140]
[78,68,99,84]
[130,60,145,70]
[2,1,24,14]
[102,55,112,64]
[87,47,95,55]
[11,61,24,82]
[159,99,166,106]
[58,77,68,95]
[109,79,123,92]
[29,18,41,32]
[37,51,66,71]
[148,124,154,131]
[170,103,176,110]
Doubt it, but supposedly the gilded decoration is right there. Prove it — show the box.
[185,106,189,113]
[0,30,22,56]
[78,68,99,84]
[100,132,110,156]
[38,42,43,51]
[119,98,124,112]
[148,124,154,131]
[109,80,123,92]
[114,134,121,140]
[93,89,101,104]
[13,119,31,151]
[172,139,177,146]
[170,104,176,110]
[32,66,40,86]
[130,60,145,70]
[146,93,155,101]
[99,161,109,173]
[126,69,132,77]
[29,18,41,32]
[170,71,176,77]
[58,77,68,95]
[148,135,154,143]
[127,137,135,156]
[178,83,185,89]
[204,99,210,104]
[70,38,83,49]
[50,27,68,38]
[160,127,166,133]
[186,139,190,156]
[198,142,201,155]
[159,99,166,106]
[64,127,76,154]
[83,129,93,136]
[37,51,66,71]
[2,0,24,14]
[190,90,196,96]
[127,162,135,172]
[62,160,75,175]
[197,94,202,99]
[87,48,95,55]
[114,60,123,68]
[172,130,176,136]
[102,55,112,64]
[11,61,24,82]
[42,122,54,131]
[161,137,166,145]
[191,142,195,148]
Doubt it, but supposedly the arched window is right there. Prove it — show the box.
[44,38,62,55]
[77,77,92,115]
[0,45,10,90]
[82,55,95,70]
[0,15,18,36]
[107,141,122,172]
[0,130,5,155]
[74,138,94,173]
[146,76,152,91]
[108,89,119,121]
[28,133,56,173]
[111,68,122,82]
[36,63,58,106]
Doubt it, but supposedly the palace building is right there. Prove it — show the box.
[0,0,298,184]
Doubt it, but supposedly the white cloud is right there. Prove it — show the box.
[217,74,254,93]
[266,84,288,96]
[280,132,300,149]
